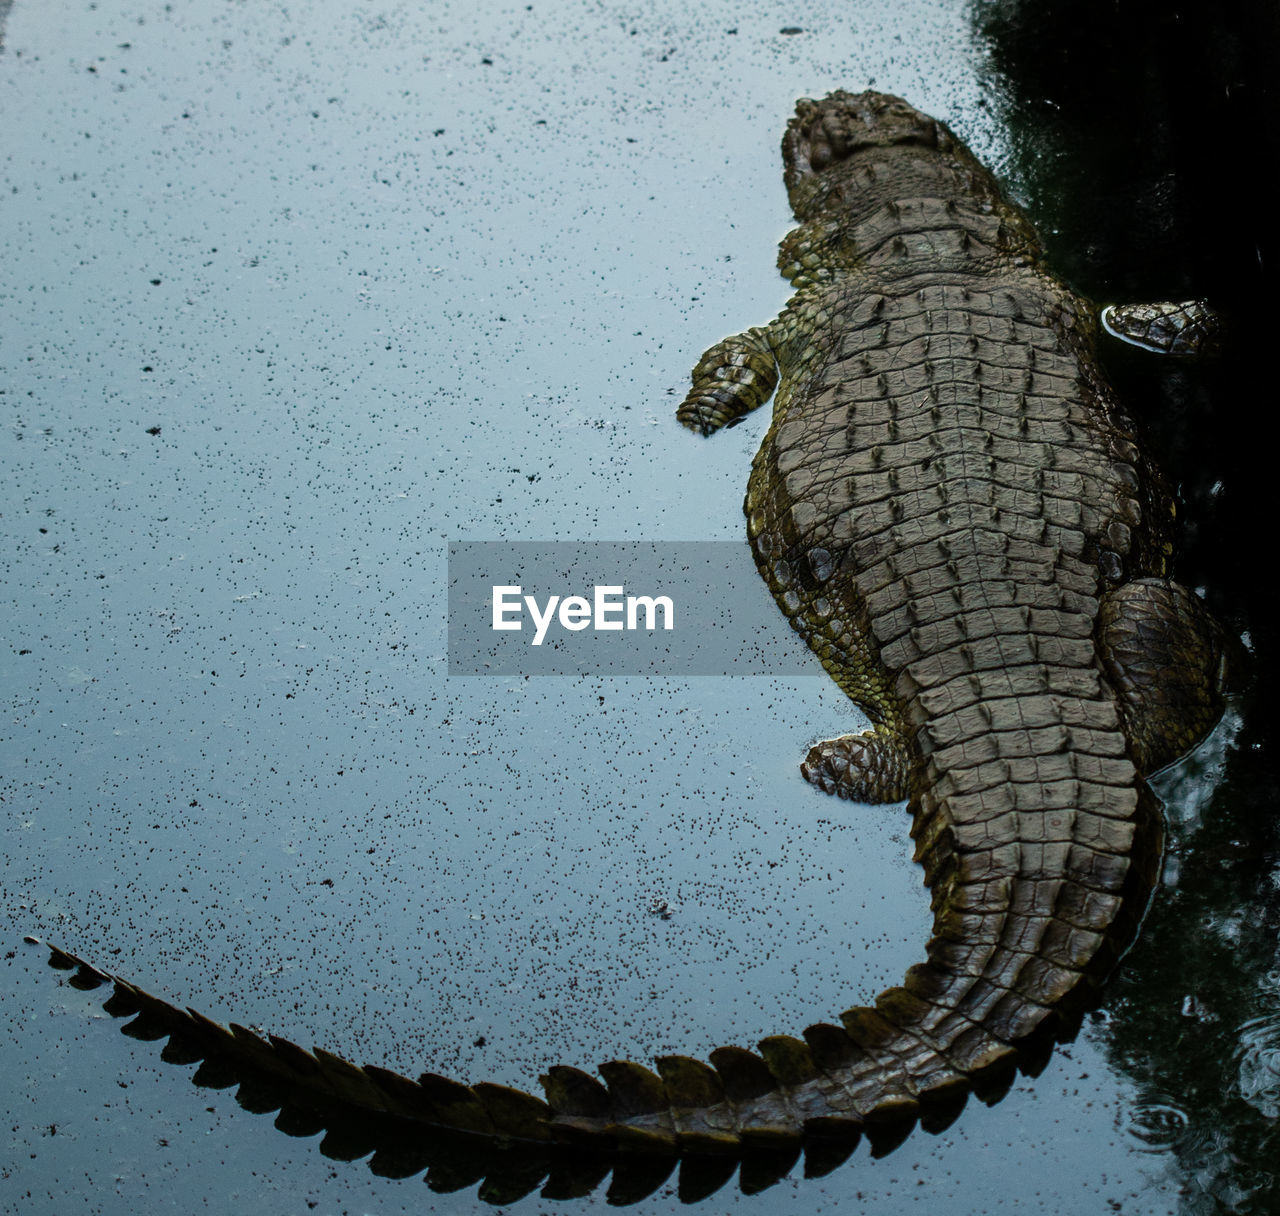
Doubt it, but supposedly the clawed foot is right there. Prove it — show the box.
[801,727,912,803]
[676,327,779,436]
[1100,299,1223,357]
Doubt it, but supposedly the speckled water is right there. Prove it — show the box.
[3,1,1276,1213]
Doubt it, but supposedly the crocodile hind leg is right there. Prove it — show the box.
[801,725,914,803]
[1100,299,1223,357]
[1097,577,1236,775]
[676,326,779,435]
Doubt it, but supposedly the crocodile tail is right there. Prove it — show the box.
[35,733,1160,1199]
[36,942,867,1200]
[862,769,1162,1108]
[37,944,652,1203]
[552,724,1165,1150]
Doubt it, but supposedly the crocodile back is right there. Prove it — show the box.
[745,92,1168,1083]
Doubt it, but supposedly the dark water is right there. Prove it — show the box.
[2,1,1276,1213]
[977,2,1280,1210]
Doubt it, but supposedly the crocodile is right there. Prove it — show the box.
[35,91,1233,1203]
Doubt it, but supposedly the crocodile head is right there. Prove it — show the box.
[782,90,962,219]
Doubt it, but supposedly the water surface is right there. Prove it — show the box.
[2,1,1275,1212]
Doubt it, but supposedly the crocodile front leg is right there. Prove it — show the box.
[1101,299,1223,357]
[676,325,779,435]
[801,725,914,803]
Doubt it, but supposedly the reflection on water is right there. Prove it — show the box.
[975,1,1280,1210]
[1106,737,1280,1213]
[1237,1008,1280,1121]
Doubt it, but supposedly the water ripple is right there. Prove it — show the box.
[1236,1012,1280,1118]
[1126,1096,1191,1152]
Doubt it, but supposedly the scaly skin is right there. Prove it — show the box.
[35,92,1233,1202]
[680,88,1233,1126]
